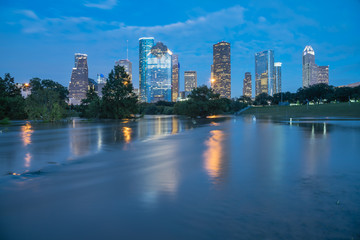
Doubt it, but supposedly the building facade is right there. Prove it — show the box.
[69,53,89,105]
[255,50,274,96]
[212,41,231,99]
[184,71,197,93]
[302,45,317,88]
[171,55,180,102]
[274,62,282,94]
[115,59,132,83]
[139,37,155,102]
[145,42,172,102]
[243,72,252,98]
[317,65,329,84]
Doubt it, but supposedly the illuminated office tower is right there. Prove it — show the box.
[69,53,89,105]
[139,37,155,102]
[274,62,282,94]
[146,42,172,102]
[184,71,197,93]
[243,72,252,98]
[96,74,106,98]
[317,65,329,84]
[212,41,231,98]
[255,50,274,96]
[302,45,317,88]
[172,55,180,102]
[115,59,132,83]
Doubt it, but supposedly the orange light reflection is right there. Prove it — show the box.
[203,130,224,180]
[122,127,132,143]
[21,122,33,146]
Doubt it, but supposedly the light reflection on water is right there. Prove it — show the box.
[203,130,224,181]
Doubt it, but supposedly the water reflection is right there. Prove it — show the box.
[203,130,227,184]
[24,153,31,168]
[20,122,33,146]
[122,127,132,143]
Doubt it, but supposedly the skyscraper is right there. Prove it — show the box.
[139,37,155,102]
[274,62,282,94]
[212,41,231,99]
[171,55,180,102]
[317,65,329,84]
[115,59,132,83]
[184,71,197,93]
[146,42,172,102]
[302,46,329,87]
[255,50,274,96]
[243,72,252,98]
[96,74,106,98]
[302,45,317,88]
[69,53,89,105]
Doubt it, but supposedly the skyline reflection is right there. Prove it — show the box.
[203,130,227,184]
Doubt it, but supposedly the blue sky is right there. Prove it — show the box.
[1,0,360,97]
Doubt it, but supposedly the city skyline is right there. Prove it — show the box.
[1,0,360,97]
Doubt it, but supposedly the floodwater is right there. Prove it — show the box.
[0,116,360,240]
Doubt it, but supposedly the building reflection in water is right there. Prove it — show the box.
[203,130,228,185]
[122,127,132,143]
[69,119,91,157]
[24,152,32,168]
[20,122,33,146]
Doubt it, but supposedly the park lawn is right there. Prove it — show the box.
[241,102,360,119]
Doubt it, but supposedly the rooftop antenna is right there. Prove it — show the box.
[126,40,129,60]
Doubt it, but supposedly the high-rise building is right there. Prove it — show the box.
[171,55,180,102]
[184,71,197,93]
[243,72,252,98]
[139,37,155,102]
[212,41,231,99]
[302,46,318,88]
[69,53,89,105]
[146,42,172,102]
[115,59,132,82]
[317,65,329,84]
[274,62,282,94]
[255,50,274,96]
[302,46,329,87]
[96,74,106,98]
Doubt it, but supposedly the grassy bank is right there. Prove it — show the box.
[240,102,360,119]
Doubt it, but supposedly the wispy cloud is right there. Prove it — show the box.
[84,0,118,10]
[15,9,39,20]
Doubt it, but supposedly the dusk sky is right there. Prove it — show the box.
[1,0,360,97]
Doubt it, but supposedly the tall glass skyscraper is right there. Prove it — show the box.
[146,42,172,102]
[274,62,282,94]
[302,45,317,88]
[243,72,252,98]
[139,37,154,102]
[115,59,132,83]
[212,41,231,99]
[69,53,89,105]
[255,50,274,96]
[184,71,197,93]
[171,55,180,102]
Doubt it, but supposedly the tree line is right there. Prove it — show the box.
[1,66,359,121]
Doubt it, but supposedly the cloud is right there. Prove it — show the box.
[84,0,118,10]
[15,9,39,20]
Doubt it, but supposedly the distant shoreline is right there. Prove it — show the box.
[239,102,360,119]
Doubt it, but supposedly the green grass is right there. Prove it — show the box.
[241,102,360,119]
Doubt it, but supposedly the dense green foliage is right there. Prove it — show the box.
[0,73,26,120]
[139,101,175,115]
[253,83,360,106]
[25,78,69,121]
[80,65,138,119]
[173,85,246,117]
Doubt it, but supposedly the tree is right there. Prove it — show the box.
[255,93,272,105]
[101,65,138,119]
[25,78,68,121]
[0,73,26,120]
[174,85,227,117]
[80,88,101,118]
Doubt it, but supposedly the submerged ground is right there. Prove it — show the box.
[0,116,360,239]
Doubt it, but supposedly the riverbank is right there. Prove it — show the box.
[240,102,360,119]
